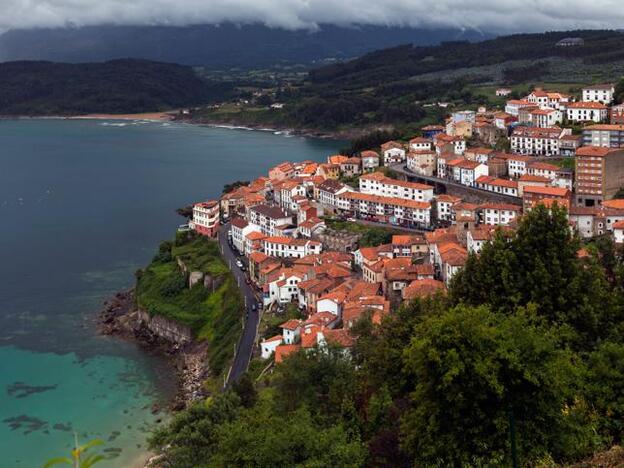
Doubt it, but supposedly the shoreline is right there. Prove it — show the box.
[173,116,366,140]
[97,290,209,412]
[0,111,355,140]
[0,111,176,122]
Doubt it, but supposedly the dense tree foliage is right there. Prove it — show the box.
[150,206,624,466]
[450,204,621,349]
[0,59,224,115]
[402,305,591,465]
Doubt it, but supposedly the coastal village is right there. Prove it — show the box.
[188,82,624,365]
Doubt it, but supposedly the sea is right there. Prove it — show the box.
[0,119,343,467]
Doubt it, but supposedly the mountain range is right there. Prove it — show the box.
[0,23,490,68]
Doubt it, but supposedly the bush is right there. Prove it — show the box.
[158,274,186,298]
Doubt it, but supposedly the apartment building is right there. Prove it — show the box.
[359,172,434,202]
[191,200,220,237]
[575,146,624,206]
[510,126,567,156]
[336,192,431,228]
[583,124,624,148]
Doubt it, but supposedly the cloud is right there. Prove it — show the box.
[0,0,623,33]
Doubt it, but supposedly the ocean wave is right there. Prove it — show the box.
[99,122,128,127]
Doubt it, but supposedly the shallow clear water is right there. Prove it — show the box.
[0,119,343,466]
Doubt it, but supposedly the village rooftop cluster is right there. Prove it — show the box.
[188,82,624,361]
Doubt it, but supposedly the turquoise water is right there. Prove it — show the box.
[0,119,343,466]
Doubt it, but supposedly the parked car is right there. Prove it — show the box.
[235,259,243,268]
[251,304,257,311]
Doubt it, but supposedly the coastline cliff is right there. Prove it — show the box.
[99,231,244,409]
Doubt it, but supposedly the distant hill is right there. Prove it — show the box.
[0,59,223,115]
[0,24,490,69]
[188,29,624,132]
[308,29,624,86]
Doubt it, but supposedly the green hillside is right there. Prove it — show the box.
[0,59,230,115]
[189,29,624,133]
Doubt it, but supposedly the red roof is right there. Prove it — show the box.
[576,146,613,157]
[523,185,570,197]
[279,319,302,331]
[275,344,300,363]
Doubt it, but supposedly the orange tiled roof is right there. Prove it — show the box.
[403,278,446,300]
[275,344,300,363]
[576,146,614,157]
[280,319,303,331]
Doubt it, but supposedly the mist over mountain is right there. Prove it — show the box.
[0,24,491,68]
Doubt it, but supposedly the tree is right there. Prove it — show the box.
[212,403,366,467]
[44,436,105,468]
[401,305,592,466]
[231,373,258,408]
[272,347,357,416]
[222,180,250,194]
[586,341,624,442]
[450,204,618,349]
[148,392,242,468]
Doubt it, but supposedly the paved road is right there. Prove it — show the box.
[217,222,261,386]
[388,163,522,205]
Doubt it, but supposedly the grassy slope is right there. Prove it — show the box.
[136,235,243,375]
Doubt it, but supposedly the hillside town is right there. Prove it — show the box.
[188,83,624,363]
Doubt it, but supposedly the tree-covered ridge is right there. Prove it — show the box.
[230,29,624,131]
[0,59,225,115]
[150,205,624,466]
[309,30,624,85]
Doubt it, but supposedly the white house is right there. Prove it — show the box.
[530,108,562,128]
[359,171,434,202]
[466,228,492,254]
[280,319,302,344]
[316,292,346,317]
[360,151,380,172]
[381,141,407,165]
[505,99,535,117]
[260,335,282,359]
[263,236,322,259]
[449,160,488,187]
[480,203,521,226]
[582,84,615,105]
[565,102,608,123]
[317,179,353,209]
[248,204,293,237]
[408,137,432,152]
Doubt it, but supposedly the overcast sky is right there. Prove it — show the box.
[0,0,623,33]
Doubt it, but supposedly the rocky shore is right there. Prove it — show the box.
[173,114,379,140]
[97,290,209,411]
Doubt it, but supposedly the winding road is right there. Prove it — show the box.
[218,222,261,386]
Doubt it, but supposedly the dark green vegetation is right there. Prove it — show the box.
[189,29,624,133]
[0,59,227,115]
[324,218,401,247]
[136,233,243,375]
[151,205,624,466]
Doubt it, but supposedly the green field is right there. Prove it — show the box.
[136,233,243,375]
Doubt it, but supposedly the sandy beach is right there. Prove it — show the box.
[69,112,176,121]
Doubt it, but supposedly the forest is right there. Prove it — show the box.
[0,59,230,115]
[149,205,624,467]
